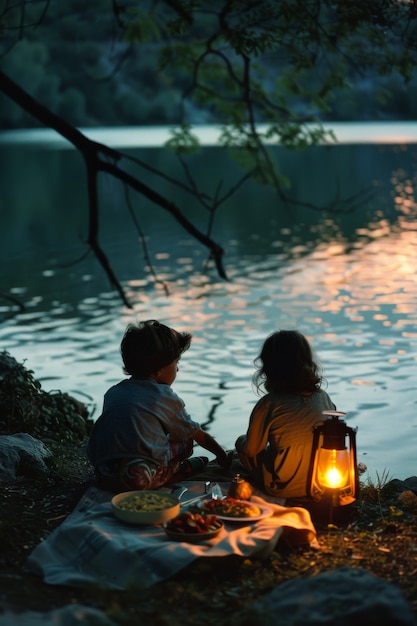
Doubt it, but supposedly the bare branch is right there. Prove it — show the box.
[0,70,227,305]
[123,183,170,296]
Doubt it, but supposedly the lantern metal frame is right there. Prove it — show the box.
[307,411,359,521]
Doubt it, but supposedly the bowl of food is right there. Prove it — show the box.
[164,511,223,543]
[111,490,180,525]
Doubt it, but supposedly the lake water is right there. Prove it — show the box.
[0,122,416,481]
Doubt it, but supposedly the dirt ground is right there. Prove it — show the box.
[1,446,417,625]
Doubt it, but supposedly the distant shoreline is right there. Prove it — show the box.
[1,121,417,150]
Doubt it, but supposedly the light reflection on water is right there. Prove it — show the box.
[1,139,417,481]
[1,223,417,481]
[92,229,417,478]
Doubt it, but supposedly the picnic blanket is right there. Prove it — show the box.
[26,481,317,590]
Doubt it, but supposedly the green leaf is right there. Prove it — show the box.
[166,124,201,154]
[124,11,161,44]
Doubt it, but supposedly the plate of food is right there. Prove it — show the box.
[202,496,273,522]
[164,511,224,543]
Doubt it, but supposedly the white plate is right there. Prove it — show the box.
[204,500,273,523]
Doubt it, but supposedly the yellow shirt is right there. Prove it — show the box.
[237,390,336,498]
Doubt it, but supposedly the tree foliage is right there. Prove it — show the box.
[0,0,417,305]
[1,0,416,128]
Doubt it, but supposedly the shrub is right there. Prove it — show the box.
[0,351,93,444]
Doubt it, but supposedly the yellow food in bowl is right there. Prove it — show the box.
[117,492,176,512]
[111,490,180,525]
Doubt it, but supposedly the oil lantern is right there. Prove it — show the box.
[307,411,358,520]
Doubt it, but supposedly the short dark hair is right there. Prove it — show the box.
[120,320,192,377]
[253,329,322,394]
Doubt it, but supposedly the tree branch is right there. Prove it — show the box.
[0,70,227,305]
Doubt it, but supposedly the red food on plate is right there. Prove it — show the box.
[165,511,222,534]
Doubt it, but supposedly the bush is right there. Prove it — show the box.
[0,351,94,443]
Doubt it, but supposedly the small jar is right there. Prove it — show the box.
[227,474,252,500]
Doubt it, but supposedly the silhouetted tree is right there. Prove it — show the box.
[1,0,416,305]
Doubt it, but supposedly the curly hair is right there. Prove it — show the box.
[253,329,323,394]
[120,320,192,377]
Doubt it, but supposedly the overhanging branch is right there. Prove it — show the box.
[0,71,227,306]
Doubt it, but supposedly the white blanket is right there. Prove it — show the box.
[26,482,316,590]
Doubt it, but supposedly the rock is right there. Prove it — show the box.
[0,433,51,482]
[390,477,417,495]
[0,604,116,625]
[398,490,417,514]
[233,567,417,626]
[404,477,417,493]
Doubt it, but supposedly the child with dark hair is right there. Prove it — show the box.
[235,329,336,499]
[88,320,231,492]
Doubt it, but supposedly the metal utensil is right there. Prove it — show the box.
[171,486,188,500]
[180,493,209,507]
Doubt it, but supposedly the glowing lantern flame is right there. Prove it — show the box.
[317,448,349,490]
[324,466,344,489]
